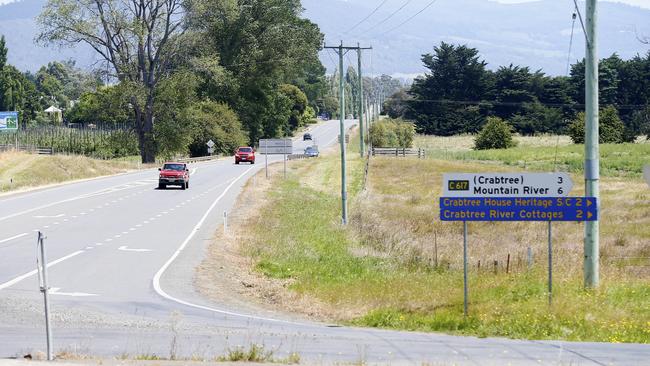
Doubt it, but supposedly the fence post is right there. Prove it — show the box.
[506,253,510,274]
[527,247,533,269]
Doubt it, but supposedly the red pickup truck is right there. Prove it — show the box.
[158,162,190,190]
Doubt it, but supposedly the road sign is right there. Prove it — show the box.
[440,197,598,222]
[644,165,650,188]
[443,172,573,197]
[258,139,292,155]
[0,111,18,130]
[206,139,215,148]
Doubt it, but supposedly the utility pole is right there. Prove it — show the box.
[357,43,372,157]
[324,41,372,225]
[584,0,599,288]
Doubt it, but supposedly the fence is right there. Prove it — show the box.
[0,144,53,155]
[0,126,138,159]
[371,147,426,158]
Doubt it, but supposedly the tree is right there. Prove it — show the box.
[187,0,325,143]
[38,0,186,163]
[474,117,517,150]
[279,84,308,133]
[185,100,247,157]
[569,107,626,144]
[492,65,537,119]
[383,89,410,119]
[407,42,491,135]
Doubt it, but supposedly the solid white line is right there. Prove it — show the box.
[0,250,85,291]
[0,233,28,244]
[152,166,302,324]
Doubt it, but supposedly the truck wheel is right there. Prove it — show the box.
[159,183,166,189]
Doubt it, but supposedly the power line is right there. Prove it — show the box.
[378,0,439,36]
[344,0,390,34]
[356,0,413,36]
[407,98,648,110]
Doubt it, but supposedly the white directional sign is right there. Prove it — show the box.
[258,139,292,155]
[443,172,573,197]
[644,165,650,188]
[206,139,215,148]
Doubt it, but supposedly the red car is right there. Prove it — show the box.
[235,146,255,164]
[158,162,190,190]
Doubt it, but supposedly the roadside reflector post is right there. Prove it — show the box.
[527,247,533,270]
[284,139,287,179]
[36,232,53,361]
[463,221,468,318]
[223,211,228,235]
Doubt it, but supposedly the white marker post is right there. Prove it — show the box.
[264,140,268,179]
[644,165,650,188]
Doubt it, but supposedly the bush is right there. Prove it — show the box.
[569,106,625,144]
[474,116,517,150]
[369,119,416,148]
[185,100,248,157]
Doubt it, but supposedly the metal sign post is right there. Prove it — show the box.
[284,139,288,179]
[463,221,468,317]
[441,172,598,316]
[264,140,268,179]
[36,232,53,361]
[548,221,553,306]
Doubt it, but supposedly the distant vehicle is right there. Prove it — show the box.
[235,146,255,164]
[304,146,319,157]
[158,162,189,190]
[303,133,312,141]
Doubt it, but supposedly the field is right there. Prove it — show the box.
[415,134,649,177]
[0,151,144,193]
[202,132,650,343]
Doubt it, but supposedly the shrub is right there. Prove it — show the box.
[569,107,625,144]
[474,116,517,150]
[369,118,416,148]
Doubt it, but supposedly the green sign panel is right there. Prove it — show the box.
[0,111,18,130]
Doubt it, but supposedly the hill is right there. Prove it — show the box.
[0,0,649,76]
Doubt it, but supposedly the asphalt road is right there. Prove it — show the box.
[0,119,648,365]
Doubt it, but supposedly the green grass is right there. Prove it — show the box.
[242,131,649,343]
[416,135,650,177]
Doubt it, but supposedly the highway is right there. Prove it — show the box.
[0,119,648,365]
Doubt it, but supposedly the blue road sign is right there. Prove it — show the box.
[440,197,598,222]
[0,111,18,130]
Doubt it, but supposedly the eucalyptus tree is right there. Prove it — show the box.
[37,0,187,162]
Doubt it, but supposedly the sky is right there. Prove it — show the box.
[0,0,648,7]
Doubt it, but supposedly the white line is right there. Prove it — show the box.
[0,233,28,244]
[0,250,85,291]
[152,167,302,325]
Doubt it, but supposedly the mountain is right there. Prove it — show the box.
[0,0,649,77]
[0,0,97,72]
[304,0,650,76]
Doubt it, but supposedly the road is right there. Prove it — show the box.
[0,119,648,365]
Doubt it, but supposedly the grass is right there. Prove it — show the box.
[240,131,649,343]
[415,134,650,177]
[0,151,146,192]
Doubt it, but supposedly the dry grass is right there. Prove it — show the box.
[0,151,144,192]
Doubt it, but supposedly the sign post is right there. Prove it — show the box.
[441,172,597,315]
[206,139,215,156]
[644,165,650,188]
[36,232,53,361]
[258,139,292,180]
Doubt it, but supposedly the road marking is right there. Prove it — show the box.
[33,214,65,219]
[152,166,303,325]
[0,250,85,291]
[0,233,28,244]
[50,287,98,297]
[118,246,152,253]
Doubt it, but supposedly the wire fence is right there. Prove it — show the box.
[0,125,139,159]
